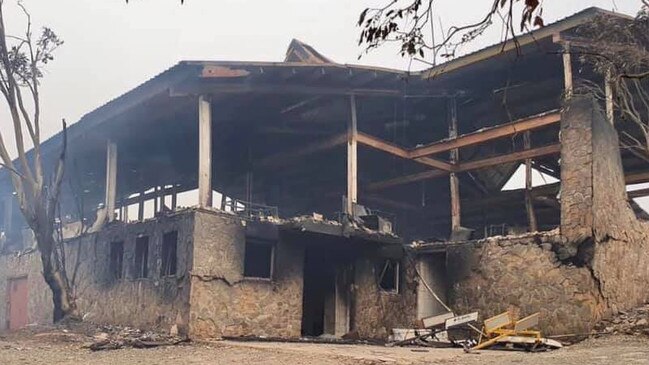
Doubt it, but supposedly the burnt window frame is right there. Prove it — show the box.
[109,240,124,281]
[161,231,178,277]
[134,235,149,279]
[243,237,275,280]
[377,259,400,294]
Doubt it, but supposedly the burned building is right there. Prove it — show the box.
[2,7,649,338]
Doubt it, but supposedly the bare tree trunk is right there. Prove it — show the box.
[32,193,78,321]
[39,241,77,321]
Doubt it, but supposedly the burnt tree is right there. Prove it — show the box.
[0,1,77,321]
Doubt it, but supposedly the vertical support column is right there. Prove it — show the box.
[346,94,358,216]
[524,132,538,232]
[560,97,595,242]
[105,141,117,222]
[2,196,12,232]
[245,171,253,203]
[153,186,159,214]
[171,184,178,210]
[198,95,213,208]
[122,202,129,222]
[334,264,352,337]
[137,189,145,221]
[563,43,573,98]
[605,69,614,125]
[448,97,461,232]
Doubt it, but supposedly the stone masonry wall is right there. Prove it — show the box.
[589,97,649,315]
[560,97,594,245]
[447,232,605,335]
[188,210,304,338]
[0,210,195,334]
[353,256,418,339]
[447,97,649,335]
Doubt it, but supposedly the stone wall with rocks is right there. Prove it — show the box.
[352,256,418,339]
[188,210,304,338]
[0,210,195,334]
[447,231,605,335]
[447,97,649,335]
[589,97,649,315]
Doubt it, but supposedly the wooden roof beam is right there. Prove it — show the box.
[628,188,649,199]
[459,144,561,171]
[626,171,649,185]
[367,144,561,191]
[356,132,454,171]
[409,110,561,158]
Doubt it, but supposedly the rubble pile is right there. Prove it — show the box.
[84,325,189,351]
[594,303,649,337]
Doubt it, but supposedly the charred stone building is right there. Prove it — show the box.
[1,8,649,338]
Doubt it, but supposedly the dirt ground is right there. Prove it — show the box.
[1,331,649,364]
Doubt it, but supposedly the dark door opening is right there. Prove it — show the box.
[301,247,335,337]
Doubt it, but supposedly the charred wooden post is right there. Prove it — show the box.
[122,202,129,222]
[246,171,253,204]
[198,95,213,208]
[448,97,461,232]
[153,186,160,214]
[137,190,145,221]
[524,132,538,232]
[105,141,117,222]
[346,94,358,216]
[171,184,178,210]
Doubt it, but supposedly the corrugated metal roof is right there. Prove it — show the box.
[422,7,633,79]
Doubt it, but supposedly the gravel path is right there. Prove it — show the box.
[1,332,648,364]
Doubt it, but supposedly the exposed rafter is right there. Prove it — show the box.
[368,144,562,191]
[626,171,649,185]
[409,110,561,158]
[356,132,454,171]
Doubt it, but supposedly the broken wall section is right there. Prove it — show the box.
[447,231,604,335]
[589,97,649,314]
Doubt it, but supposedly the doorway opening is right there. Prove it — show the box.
[301,244,354,337]
[6,276,28,330]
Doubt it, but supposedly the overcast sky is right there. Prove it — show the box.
[0,0,638,152]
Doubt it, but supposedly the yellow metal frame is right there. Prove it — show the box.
[472,311,542,351]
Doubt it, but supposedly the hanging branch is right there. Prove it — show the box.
[357,0,543,63]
